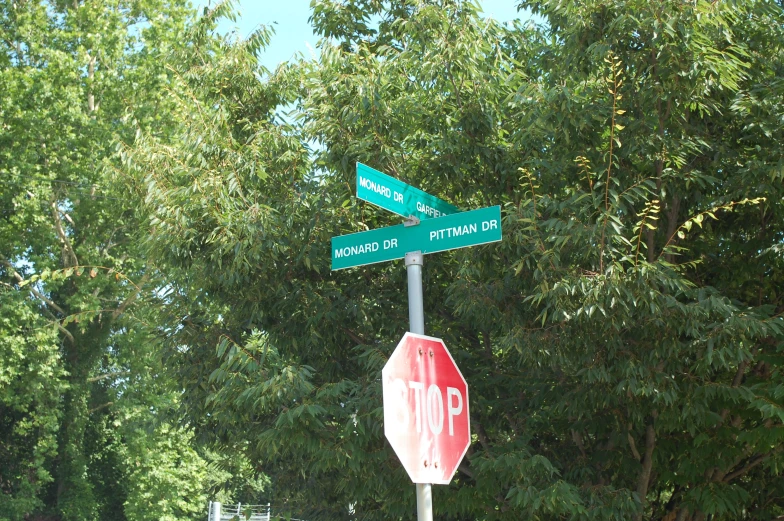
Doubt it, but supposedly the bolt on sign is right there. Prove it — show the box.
[382,333,470,485]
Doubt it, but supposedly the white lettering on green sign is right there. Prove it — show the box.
[356,163,457,219]
[333,238,398,260]
[358,175,403,203]
[428,219,497,242]
[331,205,501,270]
[416,201,445,218]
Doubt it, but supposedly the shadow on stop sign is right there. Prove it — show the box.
[382,332,470,484]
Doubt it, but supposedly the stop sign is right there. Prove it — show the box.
[382,332,470,484]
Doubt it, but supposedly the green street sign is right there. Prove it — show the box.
[356,163,459,220]
[332,205,501,270]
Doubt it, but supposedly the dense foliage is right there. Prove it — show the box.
[4,0,784,520]
[0,2,263,520]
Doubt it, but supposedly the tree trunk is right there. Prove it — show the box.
[635,419,656,521]
[87,54,96,113]
[56,381,96,521]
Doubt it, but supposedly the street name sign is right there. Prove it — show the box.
[357,163,459,220]
[382,332,470,485]
[331,205,501,270]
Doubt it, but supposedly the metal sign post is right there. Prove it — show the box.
[405,251,432,521]
[331,163,499,521]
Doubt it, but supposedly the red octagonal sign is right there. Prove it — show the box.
[382,332,470,484]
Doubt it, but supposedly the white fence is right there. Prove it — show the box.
[208,502,271,521]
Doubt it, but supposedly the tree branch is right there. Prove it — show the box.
[53,320,76,345]
[628,424,642,461]
[663,195,681,263]
[473,420,493,458]
[88,371,130,383]
[720,360,748,422]
[481,330,493,360]
[731,360,748,387]
[443,11,462,110]
[1,257,67,315]
[88,401,114,414]
[51,198,78,267]
[458,462,475,479]
[572,429,587,458]
[723,448,781,483]
[505,411,520,437]
[112,273,149,319]
[342,327,370,346]
[87,53,96,112]
[37,306,76,345]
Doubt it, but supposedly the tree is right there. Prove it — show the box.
[127,0,784,520]
[0,1,221,519]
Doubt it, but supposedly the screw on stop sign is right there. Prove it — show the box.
[382,332,470,485]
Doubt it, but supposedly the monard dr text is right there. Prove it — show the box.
[358,175,451,219]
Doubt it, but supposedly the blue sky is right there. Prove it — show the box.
[202,1,532,71]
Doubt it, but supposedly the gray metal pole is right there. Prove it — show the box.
[211,501,221,521]
[405,251,433,521]
[406,251,424,336]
